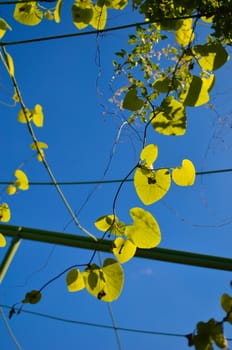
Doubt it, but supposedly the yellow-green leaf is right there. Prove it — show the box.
[90,4,107,30]
[54,0,62,23]
[66,269,85,292]
[7,185,17,195]
[15,169,29,190]
[194,42,229,71]
[153,76,171,93]
[180,75,210,107]
[123,88,144,111]
[104,0,128,10]
[175,18,194,47]
[202,74,215,92]
[14,2,43,26]
[94,214,125,235]
[0,233,6,247]
[0,18,12,39]
[32,104,44,127]
[134,167,171,205]
[5,52,14,77]
[83,259,124,302]
[221,293,232,324]
[0,203,11,222]
[140,144,158,168]
[72,1,93,30]
[150,96,186,136]
[125,207,161,249]
[18,108,31,124]
[172,159,195,186]
[30,141,48,162]
[112,237,136,264]
[23,290,42,304]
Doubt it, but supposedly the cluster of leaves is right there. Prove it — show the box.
[186,293,232,350]
[132,0,232,44]
[113,21,229,136]
[12,0,128,29]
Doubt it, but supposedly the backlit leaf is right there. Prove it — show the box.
[125,207,161,249]
[66,269,85,292]
[134,167,171,205]
[0,18,12,39]
[94,214,125,235]
[30,141,48,161]
[104,0,128,10]
[90,4,107,30]
[83,259,124,302]
[180,75,210,107]
[14,2,43,26]
[0,234,6,247]
[18,108,31,123]
[15,169,29,190]
[32,104,44,127]
[54,0,62,23]
[7,185,16,195]
[221,293,232,324]
[153,76,171,93]
[175,18,194,47]
[5,52,14,77]
[112,237,136,263]
[150,96,186,136]
[100,258,124,302]
[23,290,42,304]
[72,1,93,30]
[172,159,195,186]
[123,88,144,111]
[140,144,158,168]
[0,203,10,222]
[194,42,229,71]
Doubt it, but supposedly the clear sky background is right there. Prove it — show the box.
[0,2,232,350]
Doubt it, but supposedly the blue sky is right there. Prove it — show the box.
[0,3,232,350]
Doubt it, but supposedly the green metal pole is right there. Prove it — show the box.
[0,235,21,283]
[0,224,232,282]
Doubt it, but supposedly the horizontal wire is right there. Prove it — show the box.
[0,13,213,47]
[0,168,231,186]
[0,304,231,341]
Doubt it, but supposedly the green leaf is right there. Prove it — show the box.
[72,1,94,30]
[23,290,42,304]
[66,269,85,292]
[150,96,186,136]
[140,144,158,168]
[180,75,210,107]
[125,207,161,249]
[153,76,172,93]
[54,0,63,23]
[0,18,12,39]
[14,2,43,26]
[0,203,11,222]
[90,4,107,30]
[221,293,232,324]
[134,167,171,205]
[112,237,136,263]
[123,88,144,111]
[94,214,125,235]
[194,42,229,71]
[104,0,128,10]
[0,233,6,247]
[172,159,196,186]
[83,259,124,302]
[175,18,194,47]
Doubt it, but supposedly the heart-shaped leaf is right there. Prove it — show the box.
[134,167,171,205]
[140,144,158,168]
[112,237,136,263]
[172,159,195,186]
[125,207,161,249]
[123,88,144,111]
[66,269,85,292]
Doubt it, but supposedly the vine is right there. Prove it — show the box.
[0,1,231,349]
